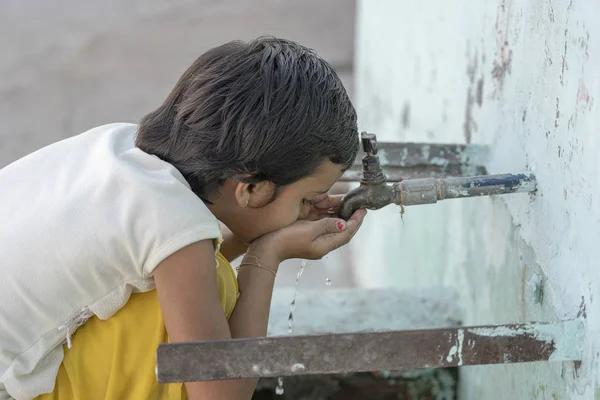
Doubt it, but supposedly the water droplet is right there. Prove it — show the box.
[325,278,332,286]
[275,377,285,395]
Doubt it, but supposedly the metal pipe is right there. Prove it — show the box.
[397,173,537,206]
[339,173,537,219]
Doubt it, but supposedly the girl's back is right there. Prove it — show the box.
[0,123,220,399]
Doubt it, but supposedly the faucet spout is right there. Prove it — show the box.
[339,132,397,220]
[339,182,397,220]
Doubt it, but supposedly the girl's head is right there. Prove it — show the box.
[136,37,358,242]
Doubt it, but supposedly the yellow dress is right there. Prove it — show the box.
[37,252,238,400]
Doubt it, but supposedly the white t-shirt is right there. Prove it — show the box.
[0,123,222,399]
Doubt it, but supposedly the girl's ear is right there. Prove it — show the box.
[233,181,251,208]
[234,180,276,208]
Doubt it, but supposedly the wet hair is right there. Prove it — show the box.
[136,36,358,202]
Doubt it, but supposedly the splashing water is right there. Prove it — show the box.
[275,259,308,396]
[275,379,284,395]
[325,278,332,286]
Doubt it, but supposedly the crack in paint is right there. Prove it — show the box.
[492,1,513,90]
[560,29,568,86]
[555,98,560,127]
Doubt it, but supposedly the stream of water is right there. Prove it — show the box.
[275,259,308,396]
[274,260,334,395]
[287,259,308,334]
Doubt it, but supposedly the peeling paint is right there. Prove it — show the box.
[527,273,545,305]
[457,328,464,366]
[420,144,430,161]
[290,363,305,373]
[544,40,554,67]
[429,157,450,168]
[492,44,512,88]
[464,50,481,143]
[446,345,457,362]
[476,78,484,106]
[577,297,587,319]
[560,29,568,86]
[492,2,513,89]
[577,82,594,113]
[464,89,475,144]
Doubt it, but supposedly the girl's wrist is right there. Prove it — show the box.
[245,243,281,273]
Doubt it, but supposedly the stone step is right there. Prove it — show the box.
[268,286,462,336]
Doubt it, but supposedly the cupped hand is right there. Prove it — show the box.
[300,192,344,221]
[250,208,367,263]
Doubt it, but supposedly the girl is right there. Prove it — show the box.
[0,37,365,400]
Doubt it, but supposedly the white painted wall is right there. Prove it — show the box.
[353,0,599,398]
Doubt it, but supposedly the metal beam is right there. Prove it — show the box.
[156,319,584,383]
[341,142,490,182]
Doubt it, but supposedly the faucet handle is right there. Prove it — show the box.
[361,132,378,155]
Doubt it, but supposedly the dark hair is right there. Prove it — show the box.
[136,36,358,202]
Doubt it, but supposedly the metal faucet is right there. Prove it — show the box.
[338,133,398,220]
[339,132,537,220]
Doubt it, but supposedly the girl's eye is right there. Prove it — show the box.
[303,199,312,205]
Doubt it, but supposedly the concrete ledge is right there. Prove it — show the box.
[267,286,462,337]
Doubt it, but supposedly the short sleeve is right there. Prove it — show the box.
[101,145,224,279]
[142,222,222,276]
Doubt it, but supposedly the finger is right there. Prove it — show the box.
[311,209,367,256]
[313,207,340,218]
[326,195,342,208]
[313,217,347,237]
[346,208,367,233]
[304,208,333,221]
[313,194,343,210]
[345,209,367,240]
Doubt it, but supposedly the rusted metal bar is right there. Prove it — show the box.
[340,142,490,182]
[156,319,584,383]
